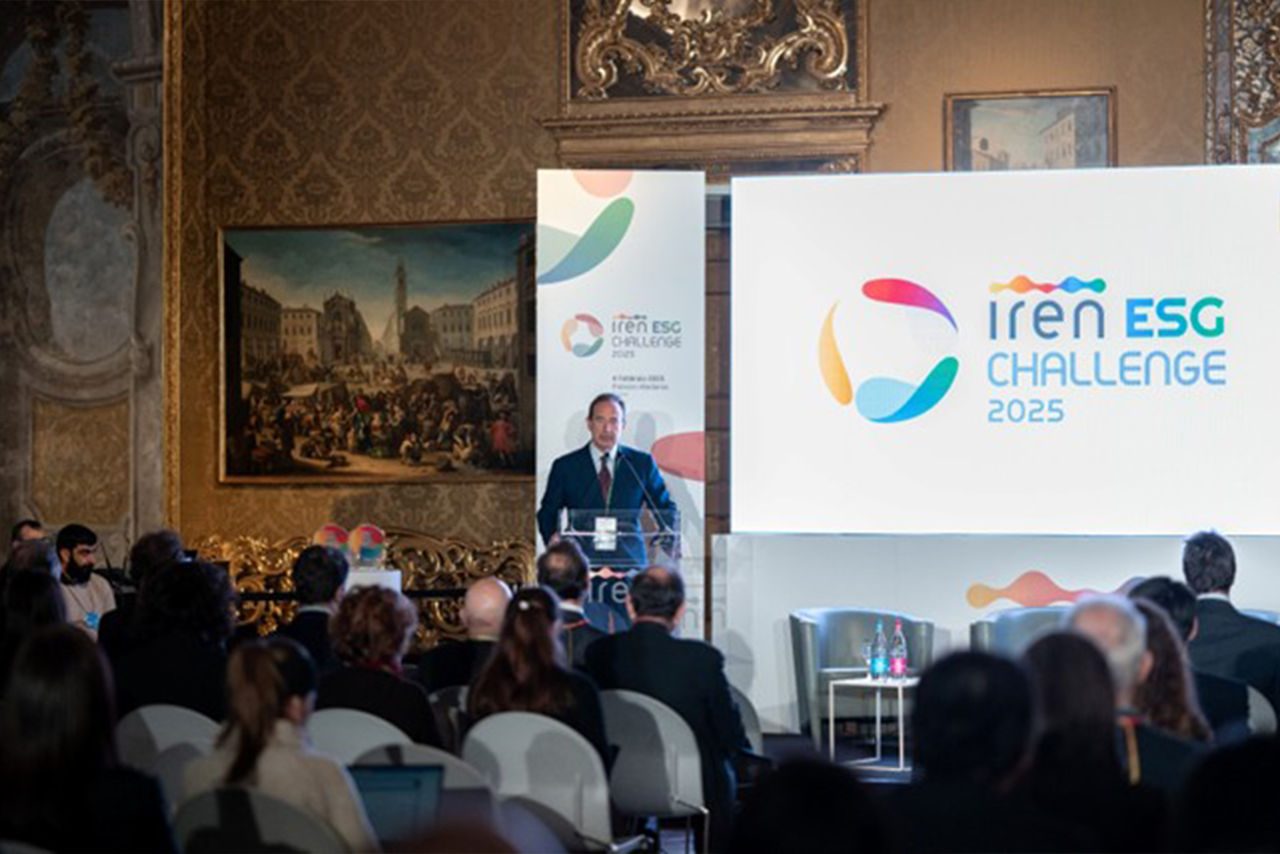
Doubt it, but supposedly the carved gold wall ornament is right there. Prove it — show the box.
[192,528,535,651]
[573,0,851,100]
[1206,0,1280,162]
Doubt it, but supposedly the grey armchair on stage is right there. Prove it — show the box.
[969,606,1069,655]
[790,608,935,749]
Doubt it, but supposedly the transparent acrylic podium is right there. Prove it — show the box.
[557,508,682,572]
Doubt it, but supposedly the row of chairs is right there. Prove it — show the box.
[115,691,721,853]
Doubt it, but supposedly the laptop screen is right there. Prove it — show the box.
[349,764,445,845]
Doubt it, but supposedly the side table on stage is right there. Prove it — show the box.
[828,675,920,772]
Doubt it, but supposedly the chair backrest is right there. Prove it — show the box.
[153,742,207,817]
[173,787,346,854]
[1247,685,1278,735]
[1242,609,1280,626]
[461,711,613,849]
[599,689,705,818]
[984,606,1070,655]
[428,685,469,754]
[308,708,411,765]
[727,684,763,754]
[116,704,219,773]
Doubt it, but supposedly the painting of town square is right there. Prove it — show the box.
[945,89,1115,171]
[220,222,535,482]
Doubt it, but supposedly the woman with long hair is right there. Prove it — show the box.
[1131,598,1212,743]
[0,567,65,696]
[468,585,608,762]
[185,637,377,852]
[317,585,442,746]
[1022,631,1167,852]
[0,625,174,852]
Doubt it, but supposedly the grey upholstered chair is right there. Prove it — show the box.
[789,608,934,750]
[969,606,1069,655]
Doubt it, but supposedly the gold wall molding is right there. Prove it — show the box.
[193,528,534,651]
[1206,0,1280,162]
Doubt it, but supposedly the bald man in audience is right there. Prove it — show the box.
[1067,595,1204,793]
[416,576,511,693]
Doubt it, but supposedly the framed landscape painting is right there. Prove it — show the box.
[945,88,1116,171]
[219,221,535,484]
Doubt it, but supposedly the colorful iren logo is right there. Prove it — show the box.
[819,278,959,423]
[989,275,1107,295]
[561,313,604,357]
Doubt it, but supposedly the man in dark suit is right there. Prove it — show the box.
[537,393,677,627]
[274,545,347,674]
[1129,575,1250,741]
[1182,531,1280,714]
[415,576,510,693]
[1068,595,1205,794]
[537,539,610,667]
[585,567,746,851]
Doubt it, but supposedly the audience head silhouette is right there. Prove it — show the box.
[627,566,685,628]
[469,585,574,720]
[4,539,61,579]
[913,651,1033,787]
[290,545,349,607]
[1130,598,1210,742]
[126,529,184,588]
[1182,530,1235,595]
[137,559,235,644]
[1066,595,1149,708]
[220,637,318,784]
[536,539,590,604]
[1129,575,1198,641]
[1023,631,1123,772]
[8,518,44,548]
[3,570,66,642]
[1178,736,1280,851]
[462,576,512,640]
[330,584,417,667]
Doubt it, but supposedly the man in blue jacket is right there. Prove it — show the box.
[537,392,677,626]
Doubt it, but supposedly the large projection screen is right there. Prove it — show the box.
[731,166,1280,536]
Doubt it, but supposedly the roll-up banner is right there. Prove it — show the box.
[536,170,706,636]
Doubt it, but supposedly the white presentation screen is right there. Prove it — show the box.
[731,166,1280,535]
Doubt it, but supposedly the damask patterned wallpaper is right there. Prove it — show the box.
[167,0,558,544]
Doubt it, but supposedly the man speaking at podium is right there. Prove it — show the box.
[537,392,676,628]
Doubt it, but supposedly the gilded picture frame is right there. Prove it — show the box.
[217,221,536,485]
[944,88,1117,172]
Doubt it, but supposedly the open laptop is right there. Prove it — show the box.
[349,764,445,847]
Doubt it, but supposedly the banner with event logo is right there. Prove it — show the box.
[536,170,705,631]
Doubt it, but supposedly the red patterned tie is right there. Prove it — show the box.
[598,453,612,503]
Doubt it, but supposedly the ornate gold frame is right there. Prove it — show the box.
[193,527,535,651]
[1205,0,1280,163]
[545,0,882,172]
[942,87,1118,171]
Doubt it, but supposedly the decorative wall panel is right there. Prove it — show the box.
[166,0,559,543]
[30,396,129,526]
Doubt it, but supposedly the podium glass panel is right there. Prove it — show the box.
[557,508,681,571]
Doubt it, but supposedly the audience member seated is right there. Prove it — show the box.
[585,567,747,852]
[56,522,116,639]
[1130,575,1249,741]
[0,569,65,697]
[98,529,185,660]
[2,537,61,580]
[185,638,378,852]
[317,585,442,746]
[467,585,609,762]
[416,576,510,693]
[112,559,235,720]
[274,544,348,674]
[1067,595,1205,793]
[1022,631,1168,852]
[537,540,608,668]
[728,757,887,854]
[0,625,175,852]
[884,650,1082,853]
[8,517,45,550]
[1130,598,1212,744]
[1182,530,1280,713]
[1177,736,1280,852]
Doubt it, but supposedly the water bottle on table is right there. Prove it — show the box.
[870,619,889,679]
[889,617,909,678]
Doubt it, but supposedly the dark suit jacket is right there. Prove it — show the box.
[274,609,339,674]
[1189,598,1280,712]
[536,444,675,566]
[113,631,228,721]
[585,622,747,846]
[415,639,495,694]
[1117,719,1205,794]
[560,605,607,669]
[97,592,139,661]
[317,664,443,747]
[1193,669,1250,741]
